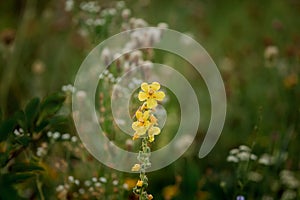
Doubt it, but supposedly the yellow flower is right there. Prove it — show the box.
[136,180,143,187]
[132,110,151,137]
[148,194,154,200]
[124,178,137,190]
[150,115,158,125]
[283,73,298,89]
[131,164,141,172]
[163,185,178,200]
[138,82,165,108]
[148,126,161,142]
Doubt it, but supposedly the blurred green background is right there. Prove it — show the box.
[0,0,299,199]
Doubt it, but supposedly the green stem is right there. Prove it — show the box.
[36,174,45,200]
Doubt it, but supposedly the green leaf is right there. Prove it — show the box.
[0,152,9,167]
[48,115,68,126]
[14,110,26,131]
[25,97,40,126]
[40,93,65,115]
[0,118,16,142]
[15,136,31,147]
[3,172,35,184]
[35,115,68,132]
[0,178,24,200]
[38,93,66,122]
[10,162,44,173]
[0,108,2,123]
[35,119,49,132]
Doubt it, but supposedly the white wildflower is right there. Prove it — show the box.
[85,18,94,26]
[158,22,168,29]
[47,131,53,138]
[84,180,92,187]
[74,179,80,185]
[237,151,250,161]
[95,182,101,187]
[65,0,74,12]
[112,180,119,186]
[122,9,131,19]
[68,176,74,183]
[116,1,125,9]
[108,8,116,15]
[264,45,279,60]
[280,170,299,189]
[56,185,65,192]
[281,189,296,200]
[239,145,251,152]
[71,136,78,143]
[259,153,275,166]
[78,188,85,194]
[94,19,105,26]
[123,183,129,190]
[248,171,263,182]
[53,131,61,140]
[250,154,257,161]
[76,90,87,101]
[227,155,239,163]
[99,177,107,183]
[92,177,98,182]
[62,133,70,140]
[229,148,239,155]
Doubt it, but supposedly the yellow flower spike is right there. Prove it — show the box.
[136,180,143,187]
[132,110,152,136]
[132,133,139,140]
[148,194,154,200]
[150,115,158,125]
[131,164,141,172]
[148,126,161,142]
[148,135,154,143]
[138,82,165,109]
[141,102,148,110]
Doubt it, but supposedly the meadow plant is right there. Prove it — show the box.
[131,82,165,200]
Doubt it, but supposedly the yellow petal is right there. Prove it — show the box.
[150,115,157,124]
[136,180,143,187]
[141,82,149,92]
[147,99,157,108]
[131,164,141,171]
[132,133,139,140]
[149,126,161,136]
[143,110,150,120]
[154,91,165,101]
[141,102,148,110]
[150,82,160,91]
[138,91,148,101]
[132,121,140,130]
[148,135,154,142]
[135,126,148,136]
[135,110,143,119]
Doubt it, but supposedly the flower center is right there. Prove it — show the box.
[148,89,154,95]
